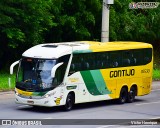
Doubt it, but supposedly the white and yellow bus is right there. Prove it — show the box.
[10,41,153,110]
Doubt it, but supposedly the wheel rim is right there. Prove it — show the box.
[121,91,127,102]
[66,95,73,110]
[129,89,135,101]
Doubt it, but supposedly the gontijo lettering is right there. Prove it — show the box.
[110,69,135,78]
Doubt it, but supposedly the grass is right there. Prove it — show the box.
[0,71,16,91]
[0,68,160,91]
[153,68,160,81]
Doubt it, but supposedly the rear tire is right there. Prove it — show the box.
[127,86,136,103]
[118,87,128,104]
[64,93,74,111]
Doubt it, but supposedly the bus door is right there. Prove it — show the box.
[78,82,90,103]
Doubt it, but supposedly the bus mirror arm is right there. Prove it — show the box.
[51,62,63,78]
[10,60,19,75]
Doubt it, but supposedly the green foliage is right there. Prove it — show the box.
[109,0,160,43]
[153,69,160,81]
[45,0,101,42]
[0,0,160,70]
[0,71,16,90]
[0,0,54,45]
[0,0,55,68]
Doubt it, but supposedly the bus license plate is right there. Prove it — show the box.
[27,100,34,104]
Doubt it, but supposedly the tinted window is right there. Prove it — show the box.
[110,51,122,68]
[69,48,152,75]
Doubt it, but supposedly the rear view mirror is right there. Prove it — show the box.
[10,60,19,75]
[51,62,63,78]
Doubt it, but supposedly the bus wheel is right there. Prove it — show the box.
[64,93,74,111]
[118,87,128,104]
[127,86,136,103]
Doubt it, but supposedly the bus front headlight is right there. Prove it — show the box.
[15,89,19,95]
[44,91,56,98]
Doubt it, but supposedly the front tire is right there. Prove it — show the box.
[118,87,128,104]
[64,93,74,111]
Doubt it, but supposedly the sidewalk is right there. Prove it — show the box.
[152,81,160,90]
[0,90,14,95]
[0,91,14,99]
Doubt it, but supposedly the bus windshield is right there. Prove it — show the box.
[16,58,57,92]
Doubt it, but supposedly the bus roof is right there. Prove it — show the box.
[82,41,152,52]
[22,41,152,59]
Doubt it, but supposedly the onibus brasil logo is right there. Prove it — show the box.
[129,2,159,9]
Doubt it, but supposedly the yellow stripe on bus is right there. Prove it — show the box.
[16,88,33,96]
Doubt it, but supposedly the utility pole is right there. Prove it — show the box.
[101,0,114,42]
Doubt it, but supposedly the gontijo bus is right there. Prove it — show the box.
[10,41,153,110]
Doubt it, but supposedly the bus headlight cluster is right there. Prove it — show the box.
[44,91,56,98]
[15,89,19,95]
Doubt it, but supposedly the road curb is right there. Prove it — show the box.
[0,91,14,95]
[152,81,160,90]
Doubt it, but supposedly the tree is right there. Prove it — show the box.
[45,0,101,42]
[109,0,160,45]
[0,0,160,69]
[0,0,55,69]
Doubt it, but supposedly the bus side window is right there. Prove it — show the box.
[110,51,121,68]
[143,48,152,64]
[80,56,86,70]
[123,51,131,66]
[70,63,75,71]
[102,53,109,68]
[123,59,130,66]
[132,57,137,65]
[133,50,143,65]
[53,65,64,85]
[69,54,87,74]
[83,62,90,70]
[113,61,119,67]
[88,53,95,70]
[95,53,101,69]
[96,61,102,69]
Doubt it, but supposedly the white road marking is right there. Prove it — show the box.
[43,117,53,119]
[97,125,116,128]
[150,116,160,119]
[135,101,160,106]
[151,89,160,92]
[18,105,29,108]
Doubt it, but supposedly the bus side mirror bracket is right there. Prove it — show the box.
[10,60,19,75]
[51,62,63,78]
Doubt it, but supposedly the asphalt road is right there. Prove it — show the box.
[0,81,160,128]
